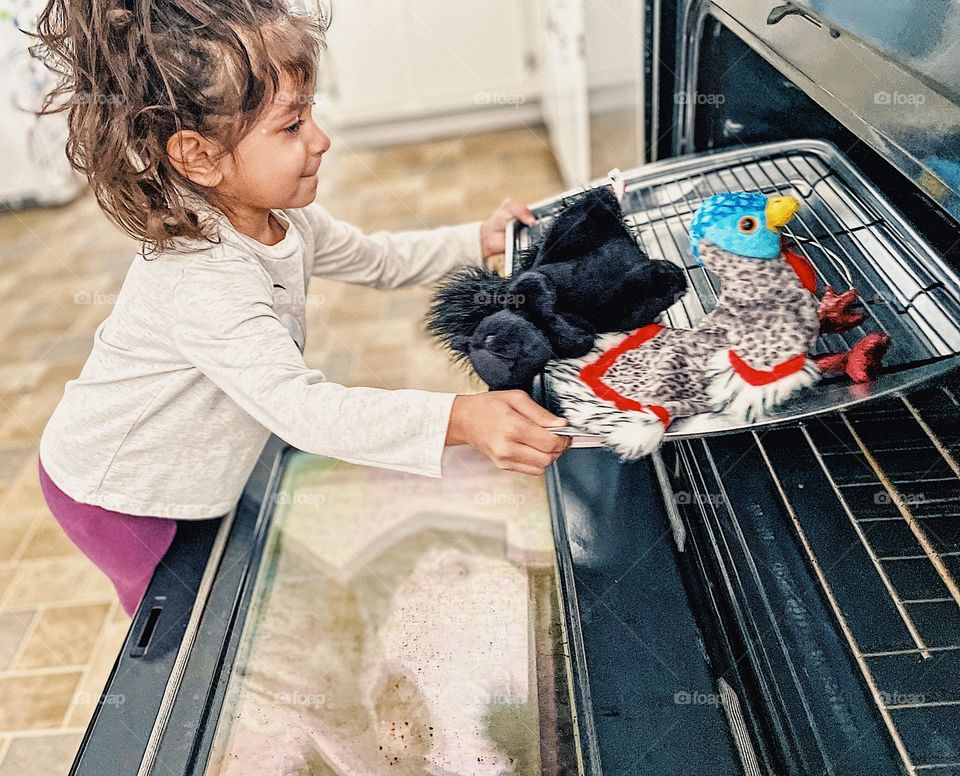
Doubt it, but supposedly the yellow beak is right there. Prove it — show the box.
[765,196,799,230]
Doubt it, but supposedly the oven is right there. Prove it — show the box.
[525,2,960,773]
[70,2,959,774]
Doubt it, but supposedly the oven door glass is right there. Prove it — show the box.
[203,450,579,775]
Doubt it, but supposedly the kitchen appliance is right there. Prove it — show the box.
[519,1,960,773]
[70,2,960,774]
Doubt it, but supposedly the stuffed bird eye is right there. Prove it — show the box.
[738,216,759,234]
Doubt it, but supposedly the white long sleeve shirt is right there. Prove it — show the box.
[39,204,484,519]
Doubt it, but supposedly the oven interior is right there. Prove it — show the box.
[688,17,960,271]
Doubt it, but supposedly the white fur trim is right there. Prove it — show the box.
[605,413,666,460]
[544,339,667,460]
[705,349,821,423]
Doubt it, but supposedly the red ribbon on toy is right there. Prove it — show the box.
[728,350,808,386]
[781,237,817,293]
[578,324,671,426]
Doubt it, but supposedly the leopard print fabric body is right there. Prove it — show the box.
[546,240,820,421]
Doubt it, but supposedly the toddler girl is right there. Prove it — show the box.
[32,0,570,615]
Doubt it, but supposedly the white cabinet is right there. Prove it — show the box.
[538,0,589,186]
[403,1,533,113]
[539,0,647,186]
[318,0,539,138]
[314,0,647,181]
[317,1,410,122]
[584,0,646,178]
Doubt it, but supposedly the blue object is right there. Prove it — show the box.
[689,191,782,261]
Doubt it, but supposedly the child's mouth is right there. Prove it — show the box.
[302,160,322,178]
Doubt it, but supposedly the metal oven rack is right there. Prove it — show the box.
[507,139,960,438]
[510,139,960,774]
[663,378,960,775]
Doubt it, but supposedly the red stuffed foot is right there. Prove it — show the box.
[813,351,848,375]
[818,286,867,334]
[845,332,891,382]
[814,332,891,383]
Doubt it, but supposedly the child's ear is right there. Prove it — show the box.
[165,130,224,188]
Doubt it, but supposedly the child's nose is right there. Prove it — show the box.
[312,126,331,156]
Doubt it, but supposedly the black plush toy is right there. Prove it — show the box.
[427,185,688,390]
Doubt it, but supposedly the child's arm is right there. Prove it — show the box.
[300,203,484,288]
[170,254,569,477]
[298,199,536,288]
[171,254,456,477]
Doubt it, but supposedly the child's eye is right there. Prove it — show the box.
[284,119,305,134]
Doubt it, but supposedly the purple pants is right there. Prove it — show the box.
[38,458,178,616]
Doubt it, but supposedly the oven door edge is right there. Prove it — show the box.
[69,435,292,776]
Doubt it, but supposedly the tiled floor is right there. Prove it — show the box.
[0,123,564,772]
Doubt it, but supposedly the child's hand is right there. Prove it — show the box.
[480,198,537,259]
[445,391,572,476]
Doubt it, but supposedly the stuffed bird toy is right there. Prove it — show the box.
[427,186,688,390]
[545,191,891,459]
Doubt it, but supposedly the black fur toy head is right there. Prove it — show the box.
[427,185,688,390]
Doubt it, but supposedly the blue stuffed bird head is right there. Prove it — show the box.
[689,192,799,261]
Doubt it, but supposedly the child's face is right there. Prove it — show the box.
[216,76,330,212]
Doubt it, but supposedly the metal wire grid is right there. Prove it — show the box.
[668,385,960,775]
[515,146,960,368]
[631,147,960,773]
[626,149,960,365]
[761,392,960,775]
[515,142,960,771]
[671,388,960,775]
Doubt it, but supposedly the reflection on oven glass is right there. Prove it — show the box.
[204,449,576,775]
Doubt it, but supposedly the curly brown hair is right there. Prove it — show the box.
[31,0,328,252]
